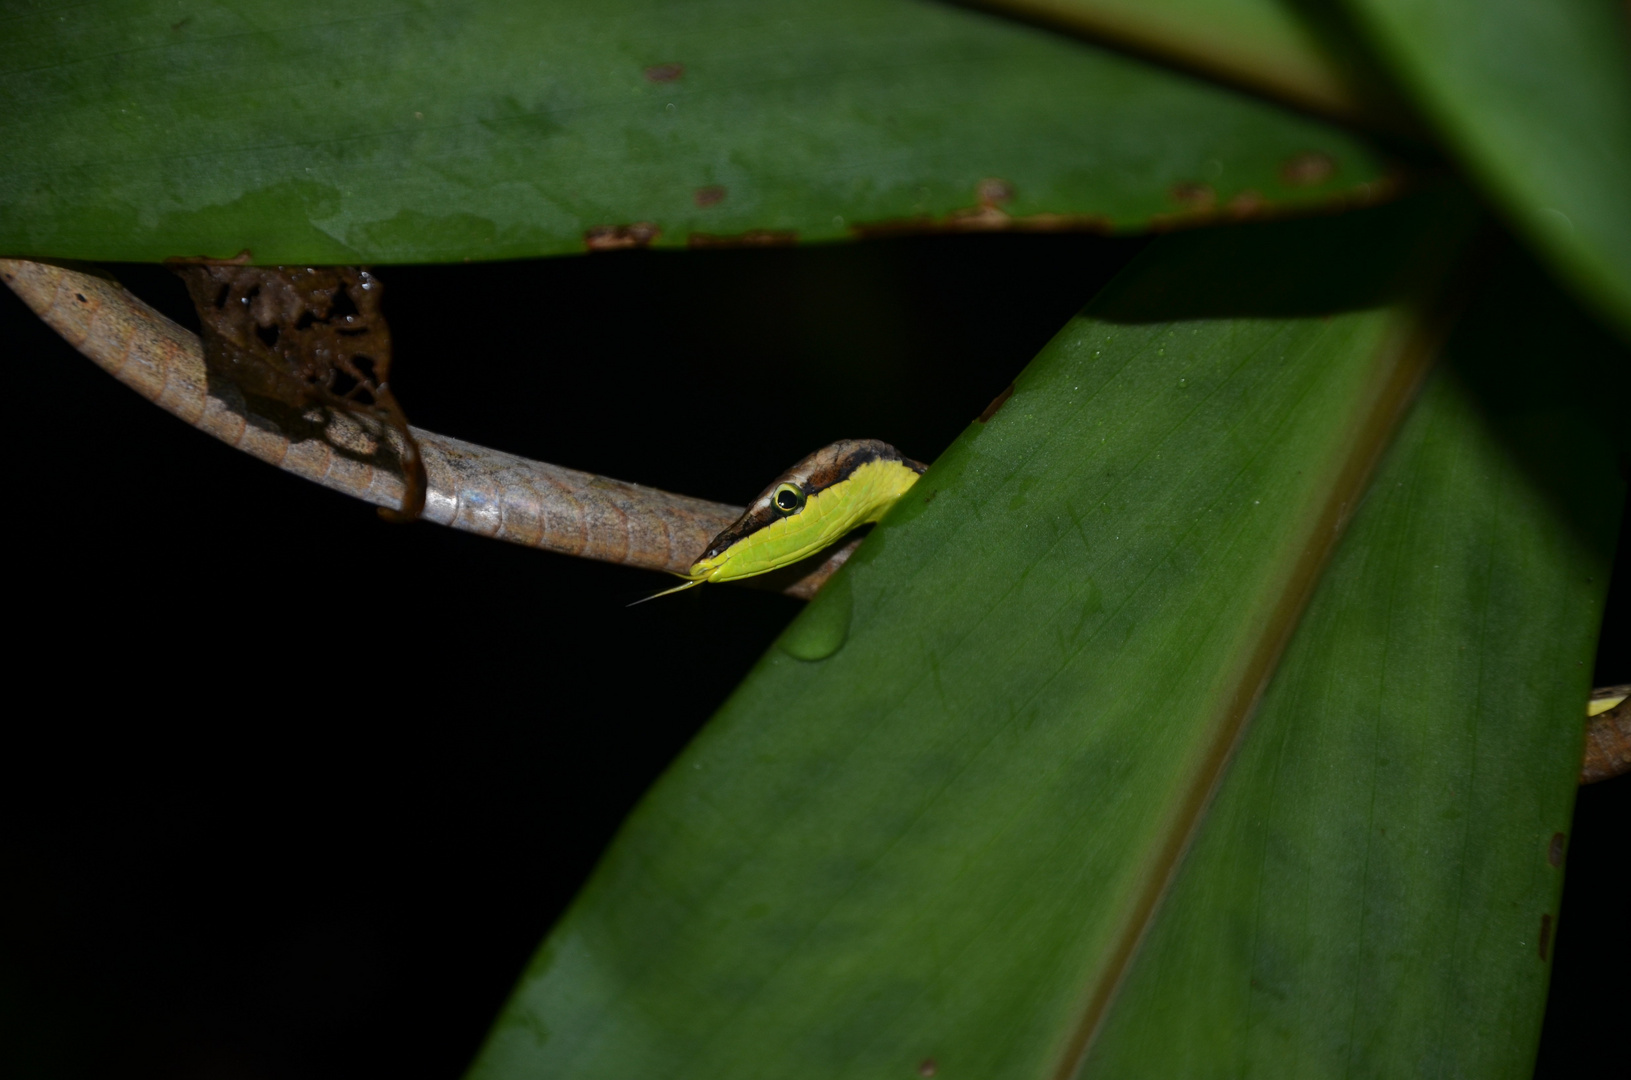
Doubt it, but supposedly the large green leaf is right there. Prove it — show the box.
[461,195,1512,1078]
[1081,256,1624,1077]
[1339,0,1631,341]
[0,0,1390,263]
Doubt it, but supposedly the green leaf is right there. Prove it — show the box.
[462,194,1512,1079]
[974,0,1409,130]
[1081,255,1624,1077]
[1339,0,1631,341]
[0,0,1391,264]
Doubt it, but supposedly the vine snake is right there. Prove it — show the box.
[0,258,880,599]
[638,439,926,601]
[5,258,1625,783]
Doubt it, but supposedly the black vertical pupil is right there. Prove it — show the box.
[776,488,800,510]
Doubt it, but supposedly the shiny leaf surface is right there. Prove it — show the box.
[0,0,1391,263]
[464,195,1521,1079]
[1340,0,1631,340]
[1083,254,1624,1078]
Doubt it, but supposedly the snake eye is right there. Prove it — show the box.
[772,482,806,515]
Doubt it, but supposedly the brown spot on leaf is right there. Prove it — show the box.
[978,383,1015,422]
[1015,212,1114,233]
[935,178,1017,230]
[1228,190,1267,219]
[917,1060,938,1078]
[975,178,1014,205]
[170,264,425,519]
[644,62,685,83]
[1281,151,1337,186]
[946,203,1011,230]
[1538,914,1552,961]
[850,211,1110,240]
[1548,831,1566,867]
[1170,182,1216,210]
[585,223,660,251]
[687,229,797,249]
[693,185,727,208]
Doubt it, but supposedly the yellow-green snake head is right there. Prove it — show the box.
[646,439,926,600]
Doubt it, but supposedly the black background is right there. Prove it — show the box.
[2,231,1624,1079]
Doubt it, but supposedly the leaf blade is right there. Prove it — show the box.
[974,0,1408,130]
[1340,0,1631,340]
[1080,254,1625,1077]
[0,0,1394,263]
[464,194,1480,1079]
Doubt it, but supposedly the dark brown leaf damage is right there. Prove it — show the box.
[585,223,661,251]
[170,263,425,519]
[1170,182,1217,210]
[853,178,1114,239]
[977,383,1015,422]
[687,229,797,248]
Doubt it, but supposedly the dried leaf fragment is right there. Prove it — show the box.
[171,264,425,518]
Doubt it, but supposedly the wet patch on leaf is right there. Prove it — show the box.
[779,571,852,660]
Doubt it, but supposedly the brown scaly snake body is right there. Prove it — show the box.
[5,257,1623,782]
[1,258,847,600]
